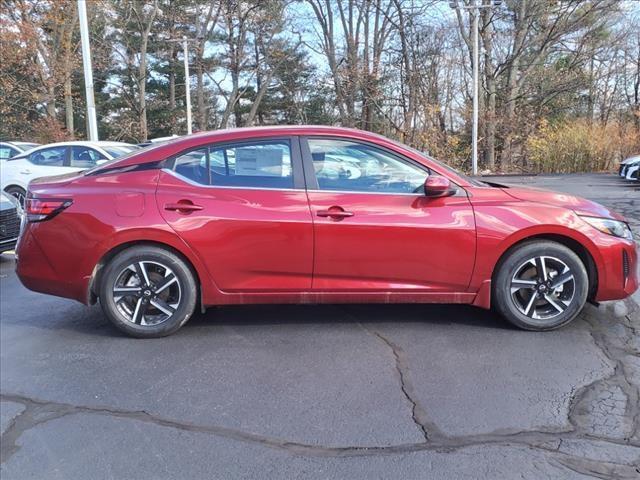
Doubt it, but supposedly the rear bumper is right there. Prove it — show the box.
[15,227,89,304]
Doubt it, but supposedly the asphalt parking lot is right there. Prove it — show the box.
[1,173,638,479]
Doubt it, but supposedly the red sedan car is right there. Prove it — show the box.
[15,126,638,337]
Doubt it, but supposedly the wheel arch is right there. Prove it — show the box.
[88,239,204,308]
[3,184,27,194]
[491,233,599,302]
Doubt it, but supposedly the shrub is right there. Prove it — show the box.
[526,120,640,173]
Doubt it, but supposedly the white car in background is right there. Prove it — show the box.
[618,154,640,178]
[1,141,139,205]
[624,159,639,181]
[0,141,40,160]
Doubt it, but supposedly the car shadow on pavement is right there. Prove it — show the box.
[185,303,513,332]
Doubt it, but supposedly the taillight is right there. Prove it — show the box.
[26,197,73,222]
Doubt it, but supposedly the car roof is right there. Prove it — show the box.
[29,140,134,147]
[0,141,39,146]
[11,141,137,156]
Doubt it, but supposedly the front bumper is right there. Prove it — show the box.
[594,239,639,301]
[0,237,18,253]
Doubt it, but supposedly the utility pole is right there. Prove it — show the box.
[450,0,501,176]
[77,0,98,141]
[167,37,194,135]
[472,5,479,176]
[182,37,192,135]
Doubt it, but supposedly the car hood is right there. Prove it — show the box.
[498,184,626,222]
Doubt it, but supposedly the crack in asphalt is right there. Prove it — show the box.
[568,310,640,444]
[1,391,638,464]
[552,455,640,480]
[369,330,432,442]
[334,305,440,442]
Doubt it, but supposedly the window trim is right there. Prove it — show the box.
[27,146,70,167]
[167,136,304,190]
[300,135,433,194]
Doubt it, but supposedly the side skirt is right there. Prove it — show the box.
[204,291,477,307]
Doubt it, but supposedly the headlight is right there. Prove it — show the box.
[580,216,633,240]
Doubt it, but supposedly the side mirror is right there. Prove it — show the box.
[424,176,456,198]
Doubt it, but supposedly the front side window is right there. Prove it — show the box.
[29,146,67,166]
[173,141,293,189]
[307,139,428,194]
[71,146,106,167]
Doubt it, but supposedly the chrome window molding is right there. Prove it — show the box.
[162,168,466,197]
[161,168,303,192]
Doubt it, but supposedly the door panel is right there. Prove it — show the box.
[302,137,476,292]
[308,191,476,291]
[156,138,313,292]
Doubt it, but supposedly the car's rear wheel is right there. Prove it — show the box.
[5,186,26,207]
[493,241,589,331]
[99,246,197,338]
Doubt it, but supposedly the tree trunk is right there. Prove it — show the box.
[481,4,495,170]
[136,0,159,142]
[64,76,74,137]
[245,72,272,126]
[46,84,56,118]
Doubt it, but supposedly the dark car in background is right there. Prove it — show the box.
[0,192,21,254]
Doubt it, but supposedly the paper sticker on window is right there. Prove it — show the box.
[235,147,284,177]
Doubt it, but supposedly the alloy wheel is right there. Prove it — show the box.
[8,189,26,208]
[112,260,181,326]
[509,256,576,323]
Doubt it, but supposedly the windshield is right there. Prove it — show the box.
[19,143,40,151]
[84,142,163,175]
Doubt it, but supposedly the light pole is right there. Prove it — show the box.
[167,37,194,135]
[77,0,98,141]
[450,0,501,175]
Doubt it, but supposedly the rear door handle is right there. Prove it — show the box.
[20,169,31,175]
[164,201,203,213]
[317,208,354,219]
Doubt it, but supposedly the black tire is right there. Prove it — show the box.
[5,186,26,208]
[493,241,588,331]
[99,246,197,338]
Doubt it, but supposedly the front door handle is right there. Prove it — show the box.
[20,169,32,175]
[317,207,354,219]
[164,201,203,213]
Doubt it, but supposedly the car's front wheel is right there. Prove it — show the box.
[99,246,197,338]
[493,241,589,331]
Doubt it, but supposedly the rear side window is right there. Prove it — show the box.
[174,149,208,185]
[29,146,67,166]
[173,140,293,189]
